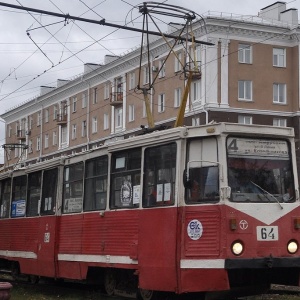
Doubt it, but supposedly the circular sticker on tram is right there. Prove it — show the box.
[187,219,203,240]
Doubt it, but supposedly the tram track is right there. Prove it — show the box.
[1,270,300,299]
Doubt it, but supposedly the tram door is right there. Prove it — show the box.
[138,143,178,291]
[37,168,59,277]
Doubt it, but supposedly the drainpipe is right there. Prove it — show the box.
[86,83,90,149]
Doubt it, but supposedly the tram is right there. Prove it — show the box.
[0,122,299,299]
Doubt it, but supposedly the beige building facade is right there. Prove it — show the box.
[2,2,300,171]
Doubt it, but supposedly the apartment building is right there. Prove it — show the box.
[1,1,300,169]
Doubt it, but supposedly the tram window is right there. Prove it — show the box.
[11,175,27,218]
[27,171,42,217]
[0,179,11,219]
[227,137,295,203]
[41,168,58,215]
[143,143,176,208]
[185,138,219,204]
[84,156,108,211]
[63,163,84,213]
[110,148,141,209]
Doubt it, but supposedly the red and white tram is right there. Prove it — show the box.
[0,122,299,299]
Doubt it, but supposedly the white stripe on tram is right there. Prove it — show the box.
[180,259,225,269]
[58,254,138,265]
[0,250,37,259]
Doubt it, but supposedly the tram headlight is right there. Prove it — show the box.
[287,240,298,254]
[231,241,244,256]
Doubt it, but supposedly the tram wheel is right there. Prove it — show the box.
[137,288,160,300]
[28,275,40,284]
[104,269,117,296]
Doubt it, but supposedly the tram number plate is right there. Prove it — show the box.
[256,226,278,241]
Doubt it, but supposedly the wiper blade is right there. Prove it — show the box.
[250,181,283,210]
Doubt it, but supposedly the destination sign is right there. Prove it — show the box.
[227,137,289,158]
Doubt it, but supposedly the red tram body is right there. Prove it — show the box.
[0,123,300,299]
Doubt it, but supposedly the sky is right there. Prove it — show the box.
[0,0,299,163]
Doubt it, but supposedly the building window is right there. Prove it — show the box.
[104,83,110,99]
[53,131,57,145]
[175,52,182,73]
[238,80,252,101]
[72,124,77,139]
[82,121,87,137]
[44,134,49,148]
[61,125,68,146]
[192,117,200,126]
[82,92,87,108]
[191,81,201,102]
[8,125,12,138]
[190,46,201,70]
[129,72,135,90]
[115,108,123,128]
[273,48,286,67]
[158,93,165,113]
[273,83,286,104]
[14,147,18,158]
[104,113,109,130]
[158,60,165,78]
[36,136,41,151]
[53,105,58,120]
[29,117,33,130]
[129,104,135,122]
[238,115,252,125]
[45,109,49,123]
[93,88,98,104]
[273,118,287,127]
[238,44,252,64]
[144,66,150,85]
[174,88,181,108]
[92,117,97,133]
[72,97,77,112]
[37,112,41,126]
[28,140,33,153]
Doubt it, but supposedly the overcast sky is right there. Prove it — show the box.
[0,0,299,163]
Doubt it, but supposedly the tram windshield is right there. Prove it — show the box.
[227,137,295,203]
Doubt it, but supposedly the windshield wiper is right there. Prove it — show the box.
[250,181,283,210]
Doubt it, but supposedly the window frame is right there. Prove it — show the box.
[143,143,177,208]
[238,115,253,125]
[158,93,165,113]
[273,48,286,68]
[238,80,252,101]
[238,43,252,64]
[273,83,287,104]
[84,156,108,211]
[63,162,84,214]
[110,148,142,209]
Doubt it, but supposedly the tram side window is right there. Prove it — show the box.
[41,168,58,215]
[63,163,84,213]
[143,143,176,207]
[27,171,42,217]
[110,148,141,209]
[185,138,219,204]
[11,175,27,218]
[84,156,108,211]
[0,179,11,219]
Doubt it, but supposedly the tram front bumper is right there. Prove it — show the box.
[225,257,300,269]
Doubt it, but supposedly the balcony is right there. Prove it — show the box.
[17,130,26,140]
[57,113,68,125]
[110,92,123,106]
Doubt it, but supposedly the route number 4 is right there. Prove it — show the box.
[256,226,278,241]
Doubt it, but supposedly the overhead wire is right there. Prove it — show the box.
[0,0,297,148]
